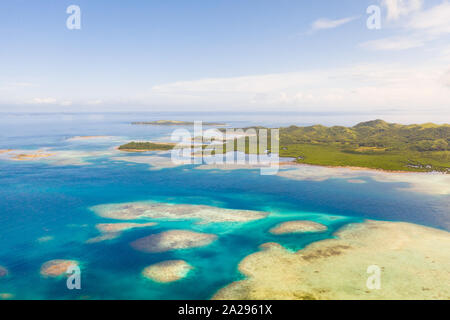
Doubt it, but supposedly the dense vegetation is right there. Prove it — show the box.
[280,120,449,152]
[225,120,450,172]
[118,142,175,151]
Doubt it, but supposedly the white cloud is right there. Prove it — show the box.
[0,81,35,91]
[363,1,450,51]
[30,97,57,104]
[60,100,73,106]
[382,0,423,20]
[145,63,450,114]
[8,82,35,88]
[26,98,72,106]
[310,16,358,31]
[442,69,450,87]
[407,1,450,36]
[87,99,103,105]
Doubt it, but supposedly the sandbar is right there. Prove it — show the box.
[12,151,55,161]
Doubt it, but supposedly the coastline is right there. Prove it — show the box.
[279,161,448,175]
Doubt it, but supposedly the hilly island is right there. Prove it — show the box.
[118,120,450,173]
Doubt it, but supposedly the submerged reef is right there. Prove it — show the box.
[131,230,217,253]
[112,156,185,170]
[142,260,193,283]
[0,266,8,277]
[1,148,119,166]
[86,222,157,243]
[214,220,450,300]
[0,293,13,300]
[92,202,268,224]
[40,260,79,277]
[269,220,327,234]
[37,236,54,243]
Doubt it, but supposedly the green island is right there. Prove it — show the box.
[131,120,226,126]
[119,120,449,172]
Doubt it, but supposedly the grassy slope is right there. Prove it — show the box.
[281,144,449,172]
[235,120,450,172]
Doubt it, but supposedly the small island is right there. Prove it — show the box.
[131,120,226,126]
[118,142,176,152]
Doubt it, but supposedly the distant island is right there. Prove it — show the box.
[118,142,175,152]
[131,120,226,126]
[118,120,449,173]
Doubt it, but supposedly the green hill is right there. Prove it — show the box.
[227,120,450,172]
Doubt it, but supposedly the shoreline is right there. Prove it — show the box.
[279,161,448,175]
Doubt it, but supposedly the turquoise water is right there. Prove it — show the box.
[0,113,448,299]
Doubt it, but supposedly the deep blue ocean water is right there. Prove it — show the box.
[0,113,448,299]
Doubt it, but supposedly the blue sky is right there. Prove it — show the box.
[0,0,449,121]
